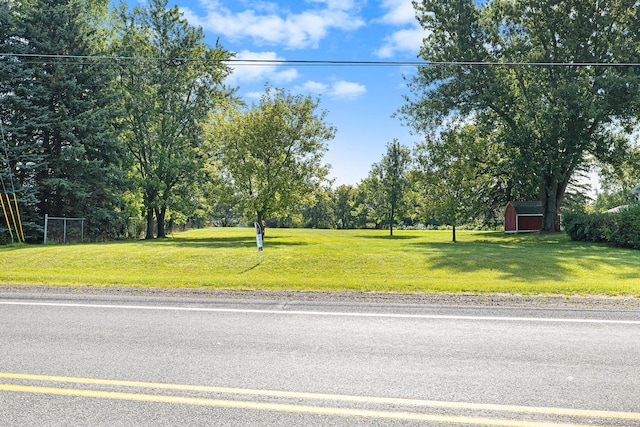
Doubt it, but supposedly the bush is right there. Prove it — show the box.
[563,208,614,243]
[563,204,640,249]
[609,205,640,249]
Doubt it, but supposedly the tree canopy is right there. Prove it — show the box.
[414,123,496,241]
[366,140,412,236]
[1,0,128,241]
[208,87,335,233]
[111,0,233,238]
[402,0,640,232]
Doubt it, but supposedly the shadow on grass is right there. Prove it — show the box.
[407,234,634,284]
[241,263,262,273]
[155,235,308,249]
[359,234,422,240]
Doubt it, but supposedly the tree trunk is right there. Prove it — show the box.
[389,205,395,236]
[540,176,567,232]
[155,207,167,238]
[145,208,155,239]
[452,224,457,242]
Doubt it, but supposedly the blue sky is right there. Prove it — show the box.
[157,0,427,187]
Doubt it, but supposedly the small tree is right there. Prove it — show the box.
[368,140,412,236]
[208,87,335,234]
[414,124,493,242]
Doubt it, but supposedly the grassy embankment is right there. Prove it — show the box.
[0,227,638,296]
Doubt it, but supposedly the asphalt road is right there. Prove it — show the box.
[1,291,640,426]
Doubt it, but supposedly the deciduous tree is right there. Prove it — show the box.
[112,0,233,238]
[403,0,640,231]
[414,123,494,242]
[208,87,335,234]
[367,140,412,236]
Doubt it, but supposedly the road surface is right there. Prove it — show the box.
[1,291,639,426]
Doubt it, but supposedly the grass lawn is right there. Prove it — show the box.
[0,227,638,296]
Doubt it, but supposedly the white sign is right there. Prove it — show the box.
[255,222,264,259]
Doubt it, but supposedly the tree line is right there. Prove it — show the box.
[2,0,640,244]
[0,0,334,242]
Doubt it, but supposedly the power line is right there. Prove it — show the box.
[2,53,640,67]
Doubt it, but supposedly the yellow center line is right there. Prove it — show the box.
[0,383,605,427]
[1,372,638,423]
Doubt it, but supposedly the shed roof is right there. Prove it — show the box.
[509,201,544,215]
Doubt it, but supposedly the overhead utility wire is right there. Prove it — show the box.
[2,53,640,67]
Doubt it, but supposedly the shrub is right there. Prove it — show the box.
[563,204,640,249]
[609,205,640,249]
[562,208,614,243]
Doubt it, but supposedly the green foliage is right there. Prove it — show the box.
[301,187,335,229]
[112,0,233,239]
[208,86,335,233]
[0,0,45,242]
[608,205,640,249]
[562,207,614,243]
[413,123,497,241]
[563,204,640,249]
[592,189,636,213]
[404,0,640,232]
[332,185,357,229]
[366,140,412,236]
[595,144,640,211]
[3,0,130,241]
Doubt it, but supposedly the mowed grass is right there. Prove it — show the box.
[1,227,639,295]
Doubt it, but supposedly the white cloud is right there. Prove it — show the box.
[373,0,425,58]
[296,81,329,93]
[226,50,299,85]
[296,80,366,100]
[377,0,417,25]
[307,0,358,12]
[244,91,264,101]
[376,25,425,58]
[330,80,366,100]
[181,1,365,50]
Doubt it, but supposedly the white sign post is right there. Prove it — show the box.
[255,222,264,260]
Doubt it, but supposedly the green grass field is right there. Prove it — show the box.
[1,227,639,296]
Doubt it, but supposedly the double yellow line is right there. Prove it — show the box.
[1,372,638,426]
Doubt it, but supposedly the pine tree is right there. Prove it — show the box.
[19,0,129,240]
[0,0,45,243]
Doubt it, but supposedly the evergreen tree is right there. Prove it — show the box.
[19,0,128,240]
[0,0,45,242]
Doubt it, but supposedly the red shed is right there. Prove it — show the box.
[504,201,545,233]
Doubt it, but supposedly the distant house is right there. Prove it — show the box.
[604,183,640,213]
[504,201,560,233]
[631,183,640,201]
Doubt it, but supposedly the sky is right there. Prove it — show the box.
[152,0,427,187]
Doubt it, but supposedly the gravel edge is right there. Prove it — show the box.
[1,284,639,310]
